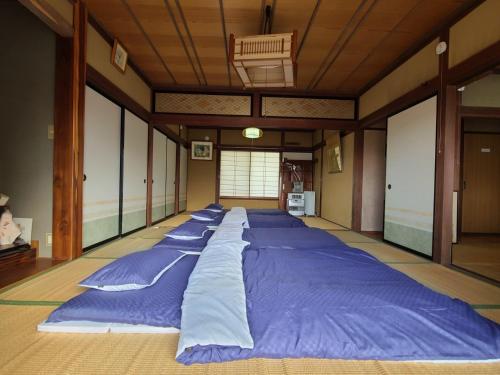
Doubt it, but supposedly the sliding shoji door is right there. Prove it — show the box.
[166,138,177,216]
[82,86,121,248]
[384,96,437,256]
[121,110,148,234]
[178,145,188,212]
[152,129,167,222]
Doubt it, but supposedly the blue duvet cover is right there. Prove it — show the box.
[45,225,214,327]
[177,229,500,364]
[243,227,345,250]
[47,254,196,328]
[247,213,306,228]
[246,209,287,215]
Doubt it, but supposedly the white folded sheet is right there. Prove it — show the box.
[176,207,253,357]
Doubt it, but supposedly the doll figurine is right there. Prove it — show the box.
[0,206,22,246]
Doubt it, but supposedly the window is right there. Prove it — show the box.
[220,151,280,198]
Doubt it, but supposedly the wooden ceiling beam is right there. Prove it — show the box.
[150,113,357,130]
[19,0,73,37]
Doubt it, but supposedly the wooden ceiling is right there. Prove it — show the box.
[86,0,480,95]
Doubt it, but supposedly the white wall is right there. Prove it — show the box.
[361,130,386,231]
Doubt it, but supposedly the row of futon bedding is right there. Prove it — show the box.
[40,206,500,364]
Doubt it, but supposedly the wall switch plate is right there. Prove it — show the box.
[48,125,54,140]
[46,233,52,247]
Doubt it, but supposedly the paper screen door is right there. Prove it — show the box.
[384,96,437,256]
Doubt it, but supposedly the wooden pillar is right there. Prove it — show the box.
[433,31,458,265]
[174,142,180,215]
[52,1,86,260]
[351,129,364,232]
[215,129,221,203]
[146,124,153,226]
[319,129,324,217]
[252,93,261,117]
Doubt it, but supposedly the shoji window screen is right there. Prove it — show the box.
[152,129,167,222]
[122,110,148,234]
[82,86,121,248]
[179,145,188,211]
[384,96,437,256]
[250,152,280,197]
[166,139,176,216]
[220,151,250,197]
[220,151,279,198]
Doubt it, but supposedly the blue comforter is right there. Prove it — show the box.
[243,227,345,250]
[177,231,500,364]
[247,213,306,228]
[45,225,213,327]
[47,254,196,328]
[246,209,287,215]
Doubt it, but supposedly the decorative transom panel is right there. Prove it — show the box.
[262,97,355,119]
[155,93,251,116]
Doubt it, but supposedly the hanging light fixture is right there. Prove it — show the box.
[242,127,263,139]
[229,6,297,88]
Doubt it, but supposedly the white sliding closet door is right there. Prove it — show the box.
[166,138,177,216]
[179,145,188,212]
[122,110,148,234]
[384,96,437,256]
[152,129,167,222]
[82,86,121,248]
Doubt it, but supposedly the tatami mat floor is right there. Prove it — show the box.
[0,214,498,374]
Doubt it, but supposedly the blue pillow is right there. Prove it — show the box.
[191,210,220,221]
[80,247,188,291]
[155,230,214,251]
[205,203,223,212]
[166,222,210,240]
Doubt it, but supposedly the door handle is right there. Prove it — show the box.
[387,184,391,190]
[83,174,87,182]
[144,179,147,183]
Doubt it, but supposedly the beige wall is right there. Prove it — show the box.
[86,25,151,111]
[284,131,313,147]
[359,40,439,119]
[462,74,500,108]
[449,0,500,68]
[313,129,323,145]
[361,130,386,232]
[220,199,279,209]
[186,128,217,211]
[321,132,354,228]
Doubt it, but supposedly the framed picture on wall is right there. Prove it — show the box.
[111,39,128,73]
[191,141,213,161]
[326,132,343,173]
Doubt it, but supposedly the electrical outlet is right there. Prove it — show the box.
[48,125,54,140]
[46,233,52,247]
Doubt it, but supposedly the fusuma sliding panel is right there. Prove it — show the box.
[384,96,437,256]
[166,138,176,216]
[122,110,148,234]
[82,86,121,248]
[179,145,188,212]
[152,129,167,222]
